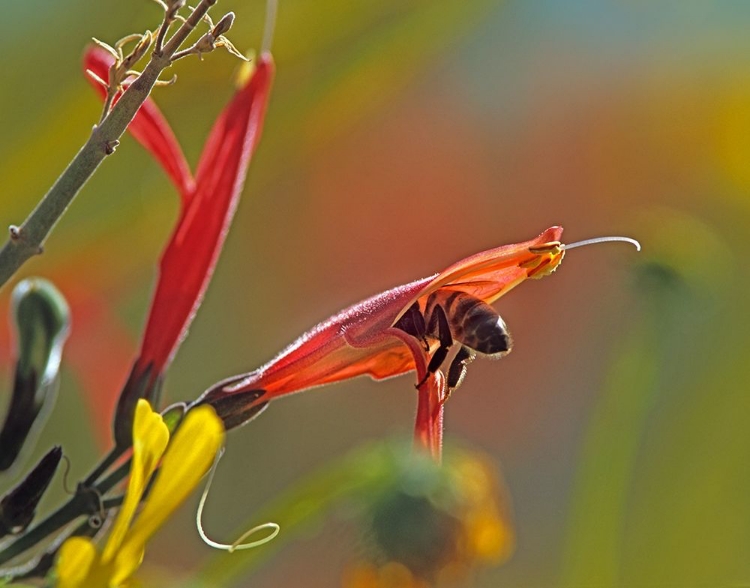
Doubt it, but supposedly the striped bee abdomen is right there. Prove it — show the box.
[425,289,512,357]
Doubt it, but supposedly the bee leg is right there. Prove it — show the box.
[417,304,453,388]
[393,302,429,351]
[443,346,476,404]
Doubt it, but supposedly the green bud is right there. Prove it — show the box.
[161,401,186,434]
[0,446,62,537]
[0,279,70,472]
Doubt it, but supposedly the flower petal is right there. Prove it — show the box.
[111,55,274,447]
[199,228,565,433]
[397,226,565,322]
[56,537,99,588]
[196,276,433,429]
[102,399,169,564]
[413,372,446,460]
[272,227,563,393]
[135,53,275,380]
[83,47,194,200]
[113,405,224,583]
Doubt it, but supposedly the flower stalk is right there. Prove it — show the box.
[0,0,220,289]
[0,3,275,573]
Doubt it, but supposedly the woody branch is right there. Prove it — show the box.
[0,0,221,289]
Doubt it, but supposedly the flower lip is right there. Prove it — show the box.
[392,226,565,325]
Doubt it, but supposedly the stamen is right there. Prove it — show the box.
[564,236,641,252]
[261,0,278,55]
[196,448,281,552]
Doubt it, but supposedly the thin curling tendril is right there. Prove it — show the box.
[196,448,280,552]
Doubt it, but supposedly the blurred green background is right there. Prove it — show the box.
[1,1,749,586]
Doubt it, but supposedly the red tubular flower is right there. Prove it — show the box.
[197,227,567,460]
[84,47,275,446]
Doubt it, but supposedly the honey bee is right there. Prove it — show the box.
[394,288,512,394]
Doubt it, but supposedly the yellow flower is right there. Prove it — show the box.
[345,561,429,588]
[344,448,514,587]
[56,400,224,588]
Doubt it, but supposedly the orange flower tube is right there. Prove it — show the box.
[197,227,569,458]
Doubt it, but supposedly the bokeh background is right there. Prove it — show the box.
[2,1,749,586]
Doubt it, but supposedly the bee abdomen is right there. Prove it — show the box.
[459,303,512,356]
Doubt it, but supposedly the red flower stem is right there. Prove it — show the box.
[0,0,218,290]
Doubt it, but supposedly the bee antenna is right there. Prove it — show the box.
[564,236,641,252]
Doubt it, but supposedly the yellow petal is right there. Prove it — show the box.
[110,545,145,588]
[56,537,98,588]
[113,405,224,582]
[102,399,169,564]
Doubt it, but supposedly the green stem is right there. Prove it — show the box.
[0,457,131,568]
[0,0,217,289]
[0,491,92,568]
[83,446,123,487]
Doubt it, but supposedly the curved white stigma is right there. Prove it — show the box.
[564,236,641,252]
